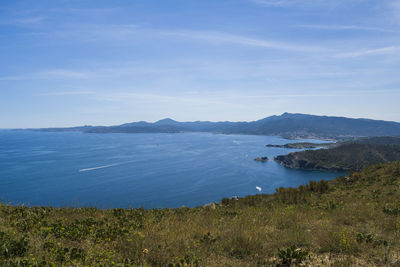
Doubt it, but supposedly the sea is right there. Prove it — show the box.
[0,131,345,209]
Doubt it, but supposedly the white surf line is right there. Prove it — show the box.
[79,163,119,172]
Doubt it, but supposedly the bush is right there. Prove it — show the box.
[277,245,309,266]
[0,232,29,259]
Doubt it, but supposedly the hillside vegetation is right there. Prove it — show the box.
[275,137,400,171]
[1,162,400,266]
[351,136,400,146]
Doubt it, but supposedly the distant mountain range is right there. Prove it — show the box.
[31,113,400,139]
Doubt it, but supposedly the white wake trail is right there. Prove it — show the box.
[79,163,119,172]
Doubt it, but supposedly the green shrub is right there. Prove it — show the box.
[277,245,309,266]
[0,232,29,259]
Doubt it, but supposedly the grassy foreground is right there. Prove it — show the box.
[1,162,400,266]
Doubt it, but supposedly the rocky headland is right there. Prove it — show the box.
[274,140,400,171]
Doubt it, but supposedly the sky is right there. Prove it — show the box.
[1,0,400,128]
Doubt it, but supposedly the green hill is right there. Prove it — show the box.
[349,136,400,146]
[274,137,400,171]
[1,162,400,266]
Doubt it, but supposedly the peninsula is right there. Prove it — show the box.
[274,137,400,171]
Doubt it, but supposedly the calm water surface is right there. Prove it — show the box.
[0,131,345,208]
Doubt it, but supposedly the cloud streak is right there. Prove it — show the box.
[160,30,325,52]
[40,91,95,96]
[0,16,44,27]
[249,0,350,8]
[297,24,400,33]
[249,0,296,6]
[0,69,93,81]
[335,46,400,58]
[10,20,325,53]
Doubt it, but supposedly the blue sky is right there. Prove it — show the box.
[1,0,400,127]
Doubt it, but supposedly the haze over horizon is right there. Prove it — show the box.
[4,112,400,130]
[1,0,400,128]
[3,112,400,131]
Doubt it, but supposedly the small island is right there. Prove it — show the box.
[254,157,268,162]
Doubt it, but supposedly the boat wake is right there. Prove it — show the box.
[79,163,120,172]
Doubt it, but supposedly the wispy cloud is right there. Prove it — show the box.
[249,0,351,8]
[0,69,93,81]
[14,16,44,25]
[49,7,123,17]
[11,19,325,53]
[0,16,45,27]
[249,0,293,6]
[40,91,95,96]
[160,30,325,52]
[0,75,25,81]
[90,92,237,107]
[36,69,93,79]
[335,46,400,58]
[230,89,400,98]
[83,24,327,52]
[297,24,400,33]
[71,91,371,115]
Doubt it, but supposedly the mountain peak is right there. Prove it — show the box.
[280,112,292,117]
[155,118,178,125]
[280,112,307,117]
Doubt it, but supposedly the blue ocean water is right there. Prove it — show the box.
[0,131,345,208]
